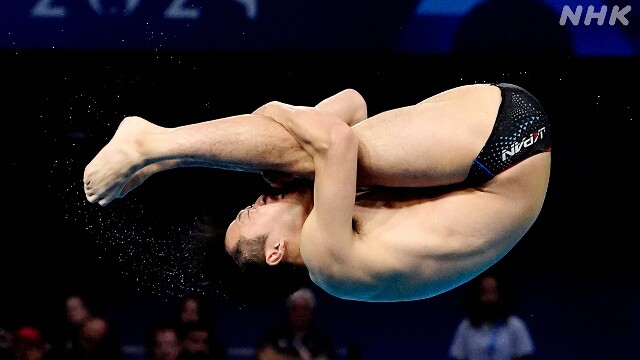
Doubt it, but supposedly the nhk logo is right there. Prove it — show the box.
[559,4,631,25]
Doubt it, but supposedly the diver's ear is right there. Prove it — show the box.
[266,238,286,266]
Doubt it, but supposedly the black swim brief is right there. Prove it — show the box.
[464,83,552,186]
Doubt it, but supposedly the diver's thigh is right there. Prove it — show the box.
[352,85,501,187]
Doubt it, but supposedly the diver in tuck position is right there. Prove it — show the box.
[83,83,551,302]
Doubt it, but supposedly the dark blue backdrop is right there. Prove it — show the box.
[3,0,639,55]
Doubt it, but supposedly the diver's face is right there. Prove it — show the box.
[224,190,310,256]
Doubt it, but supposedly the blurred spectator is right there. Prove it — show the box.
[146,323,182,360]
[11,326,50,360]
[0,328,13,360]
[66,317,127,360]
[164,294,216,334]
[178,296,207,326]
[449,272,534,360]
[176,321,227,360]
[65,295,93,354]
[154,294,227,360]
[255,288,335,360]
[47,295,95,360]
[64,296,93,329]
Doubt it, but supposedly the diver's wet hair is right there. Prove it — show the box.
[190,215,312,306]
[231,234,268,271]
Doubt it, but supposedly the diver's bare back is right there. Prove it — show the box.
[302,84,551,302]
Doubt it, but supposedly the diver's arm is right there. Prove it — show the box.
[262,103,358,269]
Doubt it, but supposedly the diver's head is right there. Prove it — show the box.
[225,187,312,270]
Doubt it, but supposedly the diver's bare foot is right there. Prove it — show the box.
[83,116,166,206]
[120,161,178,198]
